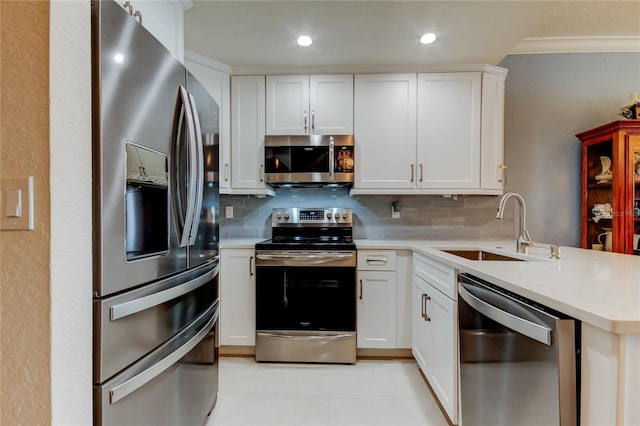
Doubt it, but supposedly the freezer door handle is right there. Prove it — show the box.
[109,302,219,404]
[110,263,218,320]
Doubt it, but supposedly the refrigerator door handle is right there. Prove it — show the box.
[186,91,204,246]
[108,302,219,404]
[109,263,218,320]
[176,85,198,248]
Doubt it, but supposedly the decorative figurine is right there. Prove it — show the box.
[595,156,613,183]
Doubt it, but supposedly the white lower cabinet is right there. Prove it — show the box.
[357,250,398,348]
[412,254,458,424]
[219,248,255,346]
[357,270,396,348]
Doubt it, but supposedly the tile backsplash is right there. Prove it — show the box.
[220,188,515,241]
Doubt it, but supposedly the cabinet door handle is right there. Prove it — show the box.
[419,164,424,182]
[498,164,508,184]
[410,164,414,183]
[249,256,254,276]
[420,293,425,318]
[359,279,363,300]
[304,110,308,133]
[311,110,315,133]
[423,293,431,322]
[224,163,230,181]
[260,164,264,182]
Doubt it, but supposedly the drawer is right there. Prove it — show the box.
[357,250,397,271]
[413,253,456,299]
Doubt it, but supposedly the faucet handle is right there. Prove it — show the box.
[550,245,561,259]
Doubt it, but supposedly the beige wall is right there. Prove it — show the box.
[0,1,52,424]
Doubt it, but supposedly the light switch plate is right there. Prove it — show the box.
[225,206,233,218]
[1,177,34,231]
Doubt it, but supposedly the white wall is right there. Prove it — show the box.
[498,52,640,246]
[50,1,93,424]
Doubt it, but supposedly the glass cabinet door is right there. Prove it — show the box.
[628,135,640,255]
[583,140,615,251]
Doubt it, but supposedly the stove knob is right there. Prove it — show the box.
[342,211,348,219]
[276,212,282,220]
[326,212,332,220]
[284,213,290,221]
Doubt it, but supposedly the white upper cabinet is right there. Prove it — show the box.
[231,76,272,193]
[480,71,507,190]
[266,75,353,135]
[417,72,481,189]
[351,66,506,195]
[126,0,186,62]
[354,74,417,189]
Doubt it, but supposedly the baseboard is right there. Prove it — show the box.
[219,345,255,356]
[219,346,413,360]
[356,348,413,359]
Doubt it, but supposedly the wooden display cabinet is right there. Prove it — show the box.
[577,120,640,254]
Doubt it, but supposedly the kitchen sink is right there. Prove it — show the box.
[439,249,525,261]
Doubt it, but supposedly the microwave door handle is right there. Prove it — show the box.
[187,92,204,246]
[329,136,335,180]
[178,86,197,248]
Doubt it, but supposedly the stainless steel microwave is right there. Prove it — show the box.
[264,135,354,186]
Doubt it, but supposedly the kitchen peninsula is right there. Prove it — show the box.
[220,237,640,425]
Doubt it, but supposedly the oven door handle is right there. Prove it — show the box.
[255,253,354,264]
[257,332,353,341]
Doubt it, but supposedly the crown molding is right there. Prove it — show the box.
[184,50,232,75]
[511,36,640,55]
[229,63,508,76]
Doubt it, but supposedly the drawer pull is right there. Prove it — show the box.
[366,258,387,265]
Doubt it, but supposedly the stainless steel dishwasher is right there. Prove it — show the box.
[458,274,579,426]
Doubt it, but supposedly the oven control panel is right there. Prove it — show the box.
[272,208,352,226]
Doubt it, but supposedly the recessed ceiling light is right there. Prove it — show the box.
[297,35,313,47]
[420,33,437,45]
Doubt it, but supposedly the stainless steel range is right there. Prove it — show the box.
[255,208,356,364]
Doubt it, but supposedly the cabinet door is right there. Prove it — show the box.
[412,275,431,374]
[131,1,184,62]
[481,71,506,191]
[266,75,309,135]
[231,76,266,189]
[354,74,417,189]
[357,271,396,348]
[220,249,256,346]
[185,60,231,191]
[627,135,640,254]
[417,72,481,189]
[425,281,458,424]
[310,75,353,135]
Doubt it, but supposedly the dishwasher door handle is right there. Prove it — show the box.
[458,282,552,345]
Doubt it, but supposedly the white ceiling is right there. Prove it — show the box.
[184,1,640,73]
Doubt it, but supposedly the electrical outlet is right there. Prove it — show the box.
[225,205,233,218]
[391,207,400,219]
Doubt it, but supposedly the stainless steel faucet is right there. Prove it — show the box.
[496,192,533,254]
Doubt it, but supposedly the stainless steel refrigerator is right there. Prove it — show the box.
[92,1,220,424]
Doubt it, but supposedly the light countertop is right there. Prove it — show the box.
[220,238,640,334]
[357,239,640,334]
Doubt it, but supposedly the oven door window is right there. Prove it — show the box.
[256,266,356,331]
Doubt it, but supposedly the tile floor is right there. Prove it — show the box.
[206,356,449,426]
